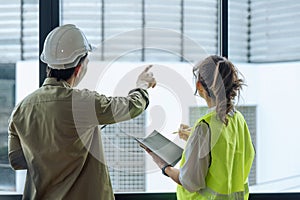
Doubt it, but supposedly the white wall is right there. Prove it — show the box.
[238,62,300,192]
[15,60,300,193]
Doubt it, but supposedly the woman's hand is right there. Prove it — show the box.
[143,146,181,185]
[177,124,192,141]
[142,146,167,169]
[150,152,167,169]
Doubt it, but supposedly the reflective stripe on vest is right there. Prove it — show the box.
[177,110,255,200]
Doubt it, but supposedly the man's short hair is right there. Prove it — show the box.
[47,54,88,81]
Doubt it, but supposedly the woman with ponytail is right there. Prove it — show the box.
[148,55,255,200]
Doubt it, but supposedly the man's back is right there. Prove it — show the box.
[9,78,114,200]
[8,24,155,200]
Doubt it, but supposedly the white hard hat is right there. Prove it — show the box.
[40,24,92,69]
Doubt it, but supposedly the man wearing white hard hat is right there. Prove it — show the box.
[8,24,156,200]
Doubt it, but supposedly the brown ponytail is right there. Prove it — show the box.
[194,55,245,125]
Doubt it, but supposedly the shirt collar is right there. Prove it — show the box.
[42,77,72,88]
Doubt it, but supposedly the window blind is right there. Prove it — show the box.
[0,0,21,63]
[57,0,220,63]
[22,0,38,60]
[183,0,218,63]
[229,0,249,62]
[144,0,182,61]
[250,0,300,62]
[103,0,142,61]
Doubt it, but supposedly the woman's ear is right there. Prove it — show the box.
[74,65,81,77]
[196,81,209,98]
[196,81,203,92]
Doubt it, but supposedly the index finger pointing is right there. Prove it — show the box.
[143,65,153,73]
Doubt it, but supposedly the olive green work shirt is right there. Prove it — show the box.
[8,78,149,200]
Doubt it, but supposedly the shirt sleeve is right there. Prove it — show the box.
[95,88,149,125]
[179,121,211,192]
[8,116,28,170]
[70,87,149,128]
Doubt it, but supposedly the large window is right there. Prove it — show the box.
[0,0,38,193]
[61,0,219,193]
[62,0,218,62]
[0,0,19,192]
[229,0,300,63]
[0,64,15,191]
[229,0,300,192]
[1,0,300,195]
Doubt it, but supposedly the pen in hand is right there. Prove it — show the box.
[172,124,192,141]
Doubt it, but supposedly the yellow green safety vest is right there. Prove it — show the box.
[177,110,255,200]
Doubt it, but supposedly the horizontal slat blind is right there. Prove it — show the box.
[250,0,300,62]
[22,0,38,60]
[61,0,219,62]
[229,0,249,62]
[183,0,218,63]
[0,1,21,63]
[144,0,182,61]
[62,0,102,49]
[103,0,142,61]
[4,0,300,64]
[62,0,102,60]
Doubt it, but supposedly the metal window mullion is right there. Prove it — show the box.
[247,0,251,62]
[220,0,228,58]
[20,0,24,61]
[39,0,60,86]
[101,0,105,61]
[141,0,145,62]
[180,0,184,62]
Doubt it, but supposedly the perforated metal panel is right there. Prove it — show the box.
[101,113,146,192]
[189,106,257,185]
[237,106,256,186]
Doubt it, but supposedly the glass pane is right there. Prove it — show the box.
[61,0,219,193]
[61,0,102,60]
[229,0,300,193]
[183,0,218,62]
[0,0,39,192]
[0,65,16,191]
[0,0,19,192]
